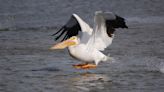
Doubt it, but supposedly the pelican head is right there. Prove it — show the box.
[50,36,79,50]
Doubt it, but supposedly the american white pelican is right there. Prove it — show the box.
[50,11,128,69]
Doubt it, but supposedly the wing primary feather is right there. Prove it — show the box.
[52,15,81,42]
[105,15,128,29]
[51,26,64,36]
[62,33,68,41]
[54,27,67,40]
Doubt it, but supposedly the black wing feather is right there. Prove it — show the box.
[105,15,128,37]
[52,15,81,41]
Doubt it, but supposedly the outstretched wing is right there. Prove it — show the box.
[87,11,128,51]
[52,14,92,42]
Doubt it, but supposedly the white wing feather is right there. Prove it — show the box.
[87,11,114,51]
[73,14,93,44]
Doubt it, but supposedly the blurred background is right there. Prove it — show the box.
[0,0,164,30]
[0,0,164,92]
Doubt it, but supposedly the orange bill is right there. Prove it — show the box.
[50,38,76,50]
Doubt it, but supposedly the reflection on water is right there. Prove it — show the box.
[70,73,112,91]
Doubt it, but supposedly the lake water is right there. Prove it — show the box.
[0,0,164,92]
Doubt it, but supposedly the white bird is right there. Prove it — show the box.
[50,11,128,69]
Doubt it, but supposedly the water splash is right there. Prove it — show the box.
[159,62,164,73]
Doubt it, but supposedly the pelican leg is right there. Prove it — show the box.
[73,63,97,69]
[72,63,88,69]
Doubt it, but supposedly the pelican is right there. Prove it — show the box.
[50,11,128,69]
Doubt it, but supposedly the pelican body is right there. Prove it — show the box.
[51,11,128,69]
[68,41,108,65]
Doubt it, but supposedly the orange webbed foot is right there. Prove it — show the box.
[73,63,97,69]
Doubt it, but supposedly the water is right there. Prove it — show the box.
[0,23,164,92]
[0,0,164,29]
[0,0,164,92]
